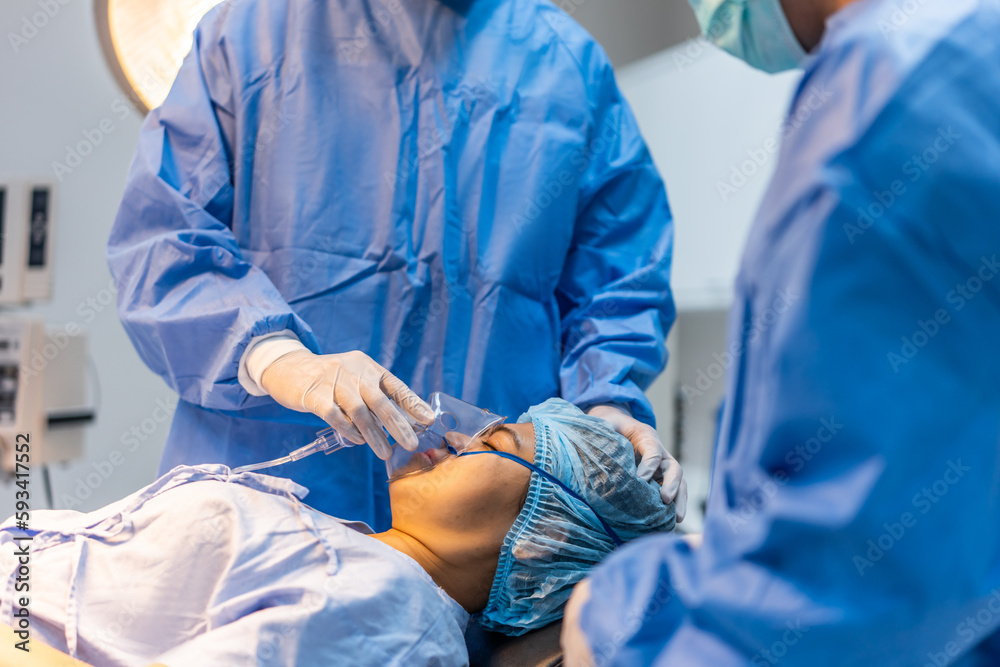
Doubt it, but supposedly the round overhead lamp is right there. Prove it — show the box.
[94,0,223,114]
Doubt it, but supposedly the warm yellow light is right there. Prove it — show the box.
[96,0,223,113]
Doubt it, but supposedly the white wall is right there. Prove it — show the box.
[0,0,172,514]
[620,43,802,529]
[618,44,801,310]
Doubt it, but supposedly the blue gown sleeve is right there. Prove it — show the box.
[579,14,1000,666]
[556,49,675,426]
[107,11,318,410]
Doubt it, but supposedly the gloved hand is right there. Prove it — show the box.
[587,404,688,522]
[560,579,595,667]
[260,349,435,460]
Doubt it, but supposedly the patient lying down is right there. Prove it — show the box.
[0,400,674,666]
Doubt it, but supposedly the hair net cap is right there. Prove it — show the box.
[478,398,675,635]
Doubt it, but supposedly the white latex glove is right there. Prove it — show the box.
[587,404,688,523]
[260,349,434,460]
[561,579,596,667]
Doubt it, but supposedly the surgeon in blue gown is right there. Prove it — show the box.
[564,0,1000,664]
[108,0,683,531]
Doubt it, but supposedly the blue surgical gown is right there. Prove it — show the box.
[580,0,1000,664]
[107,0,674,530]
[0,465,470,666]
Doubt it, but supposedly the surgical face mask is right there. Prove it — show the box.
[687,0,806,73]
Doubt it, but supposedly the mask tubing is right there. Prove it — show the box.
[232,455,294,474]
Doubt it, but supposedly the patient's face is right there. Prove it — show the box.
[388,422,536,549]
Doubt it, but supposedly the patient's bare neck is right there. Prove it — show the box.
[370,529,497,613]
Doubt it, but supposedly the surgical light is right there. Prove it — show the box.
[94,0,223,114]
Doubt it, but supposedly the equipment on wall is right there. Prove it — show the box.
[0,180,54,304]
[0,319,95,505]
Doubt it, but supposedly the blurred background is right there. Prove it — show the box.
[0,0,801,531]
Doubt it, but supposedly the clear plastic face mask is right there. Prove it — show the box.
[393,399,625,546]
[232,392,504,479]
[386,392,505,481]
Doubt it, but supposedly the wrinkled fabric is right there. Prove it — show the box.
[479,398,674,635]
[580,0,1000,665]
[0,465,469,666]
[107,0,675,530]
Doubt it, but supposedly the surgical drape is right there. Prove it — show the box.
[0,465,470,665]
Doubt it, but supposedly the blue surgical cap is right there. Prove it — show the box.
[477,398,676,635]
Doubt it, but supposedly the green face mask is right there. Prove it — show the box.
[688,0,807,74]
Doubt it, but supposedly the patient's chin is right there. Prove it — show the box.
[387,460,459,520]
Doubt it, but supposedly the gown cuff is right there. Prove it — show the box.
[238,331,309,396]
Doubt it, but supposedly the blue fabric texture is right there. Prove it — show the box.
[579,0,1000,665]
[107,0,674,529]
[479,398,675,636]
